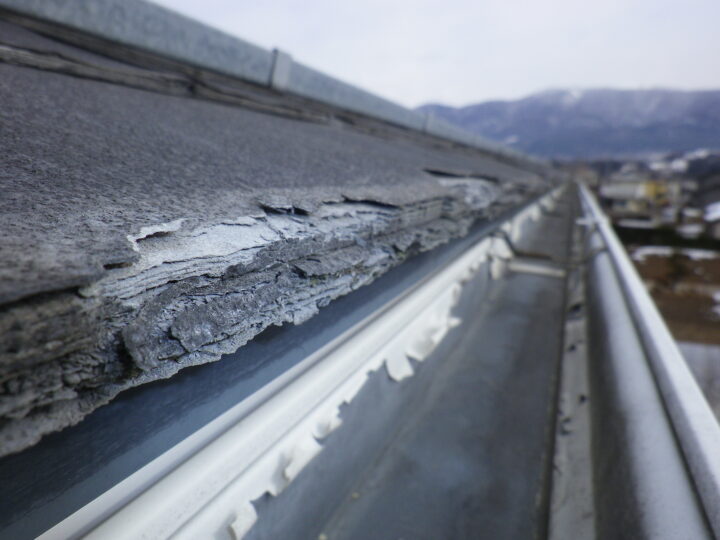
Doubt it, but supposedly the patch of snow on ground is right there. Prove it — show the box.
[631,246,673,261]
[705,202,720,222]
[631,246,720,262]
[683,248,720,261]
[678,223,705,238]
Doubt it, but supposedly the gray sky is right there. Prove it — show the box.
[153,0,720,108]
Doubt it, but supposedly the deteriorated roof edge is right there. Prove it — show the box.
[0,178,547,456]
[0,14,559,455]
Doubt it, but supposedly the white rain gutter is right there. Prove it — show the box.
[579,184,720,536]
[39,188,564,540]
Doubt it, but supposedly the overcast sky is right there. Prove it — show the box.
[153,0,720,108]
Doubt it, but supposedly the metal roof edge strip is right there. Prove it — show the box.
[0,0,546,166]
[0,0,273,83]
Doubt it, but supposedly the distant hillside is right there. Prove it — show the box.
[419,89,720,159]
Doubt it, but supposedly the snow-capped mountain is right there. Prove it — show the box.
[418,89,720,158]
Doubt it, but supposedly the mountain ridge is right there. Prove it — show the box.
[418,88,720,159]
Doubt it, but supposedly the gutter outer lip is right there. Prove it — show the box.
[580,184,720,536]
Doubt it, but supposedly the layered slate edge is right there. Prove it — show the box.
[2,179,546,457]
[0,16,555,456]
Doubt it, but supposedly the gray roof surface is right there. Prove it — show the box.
[0,16,555,456]
[0,0,536,156]
[0,21,541,304]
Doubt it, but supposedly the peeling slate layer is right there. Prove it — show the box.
[0,18,556,456]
